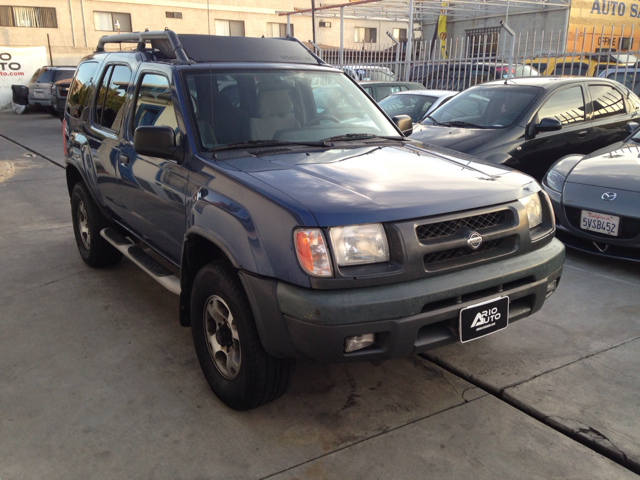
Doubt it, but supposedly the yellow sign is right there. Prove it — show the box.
[568,0,640,51]
[438,2,448,58]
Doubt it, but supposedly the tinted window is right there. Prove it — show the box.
[553,63,588,76]
[429,86,540,128]
[589,85,625,119]
[377,85,401,100]
[67,61,98,119]
[379,94,436,122]
[29,68,44,83]
[538,86,585,125]
[133,74,178,132]
[95,64,131,131]
[53,69,74,82]
[34,68,54,83]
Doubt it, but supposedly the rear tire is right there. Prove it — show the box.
[191,261,295,410]
[71,182,122,268]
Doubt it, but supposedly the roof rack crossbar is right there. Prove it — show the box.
[95,30,194,64]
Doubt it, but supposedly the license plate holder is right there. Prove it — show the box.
[459,296,509,343]
[580,210,619,237]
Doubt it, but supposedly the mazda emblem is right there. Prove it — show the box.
[467,231,483,250]
[601,192,617,201]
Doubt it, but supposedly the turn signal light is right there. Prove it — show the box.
[294,228,333,277]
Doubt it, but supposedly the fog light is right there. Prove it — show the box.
[546,279,558,298]
[344,333,375,353]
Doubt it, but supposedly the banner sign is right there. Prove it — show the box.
[0,46,47,109]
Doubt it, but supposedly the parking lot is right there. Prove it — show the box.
[1,110,639,479]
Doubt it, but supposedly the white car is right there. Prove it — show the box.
[378,89,458,124]
[342,65,396,82]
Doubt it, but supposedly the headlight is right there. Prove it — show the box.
[294,228,332,277]
[518,193,543,228]
[329,223,390,266]
[545,169,566,193]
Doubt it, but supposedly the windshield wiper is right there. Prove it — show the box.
[439,121,489,129]
[211,139,321,152]
[424,114,442,126]
[321,133,404,143]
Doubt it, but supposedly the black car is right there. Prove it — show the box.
[63,30,564,410]
[542,127,640,261]
[410,77,640,180]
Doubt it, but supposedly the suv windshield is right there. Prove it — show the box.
[425,85,541,128]
[184,69,399,150]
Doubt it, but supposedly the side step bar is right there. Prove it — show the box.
[100,228,181,295]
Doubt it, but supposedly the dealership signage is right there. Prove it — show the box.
[0,46,47,109]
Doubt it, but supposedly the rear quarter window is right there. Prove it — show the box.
[67,62,99,119]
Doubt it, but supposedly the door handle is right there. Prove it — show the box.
[578,131,588,138]
[119,154,130,165]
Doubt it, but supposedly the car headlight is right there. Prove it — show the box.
[329,223,390,266]
[544,169,566,193]
[518,193,543,228]
[294,228,333,277]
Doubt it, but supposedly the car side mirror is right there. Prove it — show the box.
[392,114,413,136]
[625,121,639,134]
[134,126,182,162]
[534,117,562,133]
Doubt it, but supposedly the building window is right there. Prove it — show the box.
[267,22,292,37]
[355,27,377,44]
[0,6,57,28]
[215,19,244,37]
[319,21,331,28]
[465,27,500,57]
[94,11,132,32]
[165,12,182,19]
[392,28,407,41]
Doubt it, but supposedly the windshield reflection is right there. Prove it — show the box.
[183,69,399,150]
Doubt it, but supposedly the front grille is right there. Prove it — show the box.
[424,236,514,266]
[416,210,508,243]
[564,206,640,240]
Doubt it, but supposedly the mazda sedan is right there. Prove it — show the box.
[542,128,640,261]
[410,77,640,180]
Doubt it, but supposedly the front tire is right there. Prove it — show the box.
[191,261,295,410]
[71,182,122,268]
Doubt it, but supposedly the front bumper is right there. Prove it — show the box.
[241,239,565,363]
[544,184,640,261]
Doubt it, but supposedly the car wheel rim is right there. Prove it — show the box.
[77,200,91,250]
[203,295,241,379]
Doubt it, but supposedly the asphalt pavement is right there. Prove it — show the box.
[1,110,639,479]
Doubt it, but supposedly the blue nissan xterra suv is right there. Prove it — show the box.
[63,30,564,410]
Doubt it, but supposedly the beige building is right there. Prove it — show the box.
[0,0,409,66]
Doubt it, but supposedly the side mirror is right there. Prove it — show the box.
[134,126,182,162]
[625,121,639,134]
[534,117,562,133]
[392,114,413,136]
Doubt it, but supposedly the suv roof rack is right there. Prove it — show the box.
[95,29,325,66]
[96,29,194,64]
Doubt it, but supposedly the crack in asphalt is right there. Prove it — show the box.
[423,344,640,476]
[1,269,85,301]
[0,132,65,168]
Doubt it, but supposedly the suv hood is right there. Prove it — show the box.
[569,145,640,191]
[225,144,537,226]
[410,125,504,153]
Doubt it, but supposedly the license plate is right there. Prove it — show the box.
[459,296,509,343]
[33,91,44,98]
[580,210,619,236]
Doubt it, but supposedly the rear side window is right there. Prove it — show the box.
[67,62,98,119]
[589,85,625,119]
[132,73,178,131]
[29,68,44,83]
[94,64,132,132]
[538,86,585,125]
